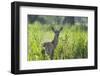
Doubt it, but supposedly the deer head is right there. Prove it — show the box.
[51,27,63,36]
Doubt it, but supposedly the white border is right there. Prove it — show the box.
[20,6,95,70]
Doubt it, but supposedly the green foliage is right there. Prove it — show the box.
[28,21,88,61]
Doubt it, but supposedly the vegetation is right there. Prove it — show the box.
[28,21,88,61]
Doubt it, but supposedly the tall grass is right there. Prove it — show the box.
[28,22,88,61]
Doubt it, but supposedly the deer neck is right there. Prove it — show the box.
[52,34,59,48]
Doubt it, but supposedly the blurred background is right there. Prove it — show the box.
[28,15,88,26]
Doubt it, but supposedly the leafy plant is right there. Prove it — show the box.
[28,21,88,61]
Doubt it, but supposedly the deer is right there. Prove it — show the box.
[42,27,63,60]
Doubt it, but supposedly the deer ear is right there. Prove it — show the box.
[60,27,63,31]
[51,27,55,32]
